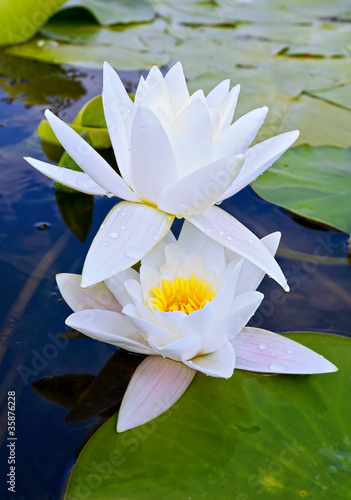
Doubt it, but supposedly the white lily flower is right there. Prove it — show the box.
[58,223,336,433]
[25,62,299,289]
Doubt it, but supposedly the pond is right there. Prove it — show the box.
[0,7,351,499]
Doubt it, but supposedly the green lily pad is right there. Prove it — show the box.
[58,0,155,26]
[56,191,94,242]
[65,332,350,500]
[251,145,351,234]
[0,0,66,46]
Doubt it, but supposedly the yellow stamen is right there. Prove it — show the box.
[150,275,215,314]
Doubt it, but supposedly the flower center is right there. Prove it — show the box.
[150,275,215,315]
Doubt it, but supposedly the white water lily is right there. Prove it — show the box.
[58,223,336,433]
[25,62,299,289]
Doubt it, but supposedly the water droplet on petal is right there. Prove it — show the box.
[206,227,212,232]
[121,211,126,216]
[218,230,224,236]
[121,225,126,230]
[270,362,287,372]
[288,349,293,354]
[125,248,144,260]
[227,236,233,241]
[104,242,109,246]
[259,344,267,350]
[110,232,119,239]
[106,192,114,198]
[248,238,254,244]
[238,235,242,239]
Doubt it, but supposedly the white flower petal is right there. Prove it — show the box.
[210,259,243,319]
[167,97,213,178]
[44,110,139,201]
[177,220,207,254]
[148,335,202,362]
[217,84,241,134]
[179,302,217,351]
[206,79,230,109]
[213,291,263,341]
[233,327,338,374]
[117,356,195,432]
[81,201,174,287]
[104,268,140,307]
[236,231,281,295]
[158,154,244,216]
[123,303,176,346]
[66,309,153,354]
[130,106,177,202]
[218,130,300,202]
[199,237,227,277]
[24,158,107,196]
[140,264,161,302]
[102,61,133,185]
[184,341,235,378]
[213,106,268,160]
[56,273,121,313]
[187,206,289,291]
[164,62,190,114]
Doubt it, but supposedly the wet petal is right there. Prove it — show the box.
[184,342,235,378]
[233,327,337,374]
[187,206,289,290]
[81,201,174,287]
[117,356,195,432]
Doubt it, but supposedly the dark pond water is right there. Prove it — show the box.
[0,51,350,500]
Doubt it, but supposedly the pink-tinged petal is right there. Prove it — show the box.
[44,110,139,202]
[164,62,190,114]
[123,303,176,346]
[56,273,121,313]
[65,309,154,355]
[24,158,107,196]
[117,356,196,432]
[206,79,230,109]
[102,62,133,185]
[236,232,281,295]
[187,206,289,291]
[217,84,241,134]
[218,130,300,202]
[148,335,202,362]
[233,327,337,374]
[184,342,235,378]
[130,106,177,202]
[81,202,174,287]
[158,154,244,216]
[167,97,213,178]
[213,106,268,160]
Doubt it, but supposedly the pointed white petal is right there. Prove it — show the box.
[184,342,235,378]
[218,130,300,202]
[167,97,213,178]
[117,356,195,432]
[66,309,154,354]
[236,232,281,295]
[164,62,190,114]
[44,109,139,201]
[130,106,177,202]
[139,264,160,302]
[104,268,139,307]
[123,303,176,346]
[211,260,243,319]
[24,157,107,195]
[187,206,289,291]
[102,62,133,184]
[206,79,230,109]
[233,327,337,374]
[177,220,207,254]
[158,154,244,216]
[213,106,268,160]
[217,84,241,134]
[81,202,174,287]
[56,273,121,313]
[148,335,202,362]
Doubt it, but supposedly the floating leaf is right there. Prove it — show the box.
[0,0,66,46]
[58,0,155,26]
[65,332,350,500]
[252,145,351,234]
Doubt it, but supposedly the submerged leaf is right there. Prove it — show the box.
[56,191,94,242]
[33,374,95,410]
